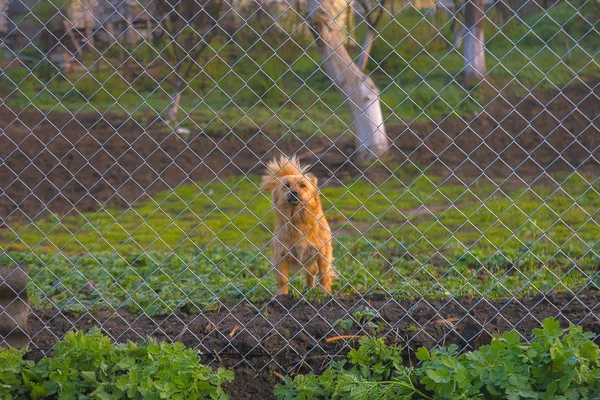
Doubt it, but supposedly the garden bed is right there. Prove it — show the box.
[25,289,600,399]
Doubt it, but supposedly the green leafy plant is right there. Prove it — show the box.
[276,318,600,399]
[35,329,114,398]
[0,347,35,400]
[347,337,403,381]
[274,337,430,400]
[335,306,381,331]
[417,317,600,399]
[335,318,354,330]
[0,329,233,399]
[352,306,380,325]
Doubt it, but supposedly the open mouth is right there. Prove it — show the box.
[287,198,300,205]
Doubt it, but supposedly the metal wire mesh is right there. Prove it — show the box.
[0,0,598,375]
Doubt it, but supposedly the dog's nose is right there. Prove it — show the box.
[290,190,299,197]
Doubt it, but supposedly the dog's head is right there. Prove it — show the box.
[263,173,319,209]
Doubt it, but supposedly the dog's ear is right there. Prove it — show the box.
[306,173,318,187]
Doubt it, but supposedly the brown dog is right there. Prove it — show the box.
[261,156,335,295]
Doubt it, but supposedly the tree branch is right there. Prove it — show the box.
[356,0,386,71]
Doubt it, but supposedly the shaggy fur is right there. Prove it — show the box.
[261,155,335,294]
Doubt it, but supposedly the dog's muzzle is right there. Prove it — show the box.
[287,191,300,205]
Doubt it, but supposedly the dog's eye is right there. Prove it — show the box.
[299,183,306,188]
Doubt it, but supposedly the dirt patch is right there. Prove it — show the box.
[25,289,600,399]
[387,81,600,184]
[1,81,598,223]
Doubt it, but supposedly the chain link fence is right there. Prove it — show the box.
[0,0,598,377]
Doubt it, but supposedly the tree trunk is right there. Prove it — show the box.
[125,0,137,46]
[307,0,389,163]
[167,81,183,125]
[452,12,465,48]
[127,15,136,46]
[0,0,8,35]
[63,19,80,56]
[344,1,356,46]
[463,0,486,86]
[40,29,52,82]
[357,28,375,72]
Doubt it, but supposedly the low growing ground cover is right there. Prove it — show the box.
[0,169,597,314]
[2,317,597,399]
[0,329,232,400]
[275,317,600,399]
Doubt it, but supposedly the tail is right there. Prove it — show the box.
[261,155,308,191]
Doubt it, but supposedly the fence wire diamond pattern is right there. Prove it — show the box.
[0,0,598,376]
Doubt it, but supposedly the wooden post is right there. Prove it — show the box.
[0,266,30,348]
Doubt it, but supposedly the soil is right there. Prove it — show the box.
[1,80,598,223]
[25,289,600,399]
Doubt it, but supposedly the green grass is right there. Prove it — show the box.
[2,168,598,314]
[2,2,598,136]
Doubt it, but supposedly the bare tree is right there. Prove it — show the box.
[355,0,387,72]
[463,0,486,85]
[450,0,466,48]
[0,0,9,35]
[31,0,70,80]
[307,0,390,163]
[152,0,226,125]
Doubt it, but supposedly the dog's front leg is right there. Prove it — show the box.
[305,265,316,291]
[275,257,290,295]
[317,250,334,294]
